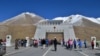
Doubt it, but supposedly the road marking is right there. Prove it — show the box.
[4,47,30,56]
[77,51,89,56]
[43,46,52,56]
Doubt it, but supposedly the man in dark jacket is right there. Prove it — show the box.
[15,39,18,49]
[53,37,57,51]
[42,39,46,49]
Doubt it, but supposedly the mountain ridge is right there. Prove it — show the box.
[1,12,44,25]
[53,14,100,25]
[1,12,100,26]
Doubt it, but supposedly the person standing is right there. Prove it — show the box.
[84,39,87,48]
[73,39,77,49]
[46,39,49,47]
[42,39,46,49]
[91,40,94,49]
[69,39,73,50]
[62,39,65,46]
[78,39,82,51]
[68,39,70,49]
[15,39,19,49]
[53,37,57,51]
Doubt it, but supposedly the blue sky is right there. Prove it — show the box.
[0,0,100,22]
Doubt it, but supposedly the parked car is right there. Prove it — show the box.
[0,43,6,56]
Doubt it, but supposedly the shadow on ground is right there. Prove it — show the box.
[51,49,57,51]
[95,53,100,56]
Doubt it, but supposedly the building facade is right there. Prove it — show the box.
[34,20,76,41]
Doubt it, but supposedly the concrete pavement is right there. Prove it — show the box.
[3,45,100,56]
[45,45,85,56]
[4,46,30,56]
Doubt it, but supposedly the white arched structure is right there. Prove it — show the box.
[34,20,76,41]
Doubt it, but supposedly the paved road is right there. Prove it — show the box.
[45,46,85,56]
[4,46,49,56]
[4,45,100,56]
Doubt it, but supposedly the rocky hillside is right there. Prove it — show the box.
[0,13,100,42]
[53,15,100,41]
[74,26,100,42]
[1,12,44,25]
[0,12,45,41]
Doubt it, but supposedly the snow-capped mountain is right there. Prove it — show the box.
[53,14,100,26]
[0,12,100,26]
[53,17,69,21]
[97,18,100,22]
[1,12,45,25]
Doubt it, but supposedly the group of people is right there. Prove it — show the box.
[14,38,99,51]
[30,38,57,51]
[30,38,54,47]
[15,39,27,49]
[64,39,86,50]
[14,38,58,51]
[0,37,99,52]
[60,38,100,50]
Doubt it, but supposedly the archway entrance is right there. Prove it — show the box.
[46,32,64,42]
